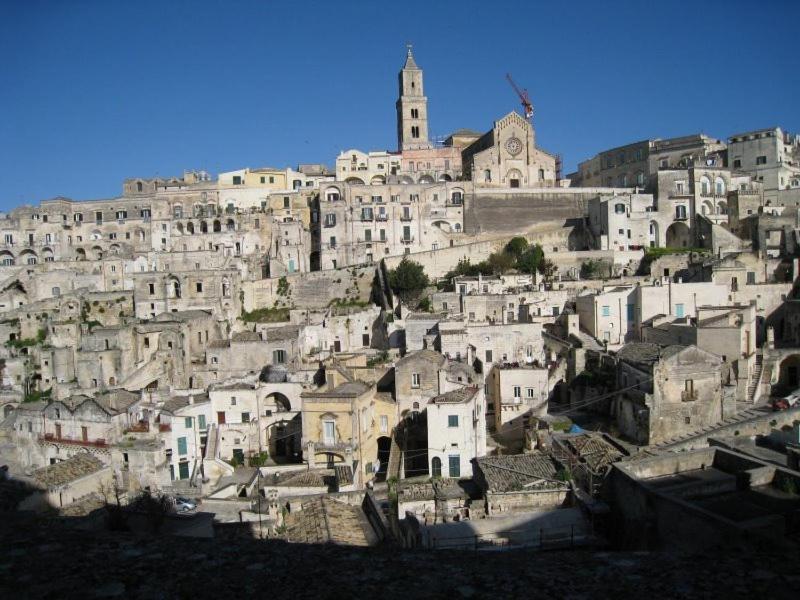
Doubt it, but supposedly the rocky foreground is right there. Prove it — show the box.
[0,517,797,599]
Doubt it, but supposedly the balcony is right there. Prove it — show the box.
[360,213,374,222]
[401,236,415,244]
[681,390,697,402]
[400,214,413,221]
[40,433,107,448]
[313,440,354,453]
[124,421,150,434]
[375,214,388,221]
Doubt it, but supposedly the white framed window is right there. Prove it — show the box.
[411,373,420,388]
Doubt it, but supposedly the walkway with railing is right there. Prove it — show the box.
[428,523,593,551]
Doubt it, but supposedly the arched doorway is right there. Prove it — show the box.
[506,168,523,188]
[666,222,691,248]
[778,355,800,391]
[375,436,391,481]
[648,221,659,248]
[431,456,442,477]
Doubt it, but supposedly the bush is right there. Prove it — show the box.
[277,276,290,297]
[24,388,51,403]
[487,250,515,274]
[241,307,290,323]
[580,259,612,280]
[248,451,269,468]
[417,296,432,312]
[388,257,429,304]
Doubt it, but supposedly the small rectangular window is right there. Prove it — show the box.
[184,417,193,429]
[411,373,420,388]
[448,415,459,428]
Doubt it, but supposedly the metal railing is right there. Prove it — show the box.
[428,524,588,551]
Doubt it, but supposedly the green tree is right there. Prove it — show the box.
[487,251,515,274]
[504,236,529,259]
[388,258,429,304]
[538,258,557,281]
[517,244,544,274]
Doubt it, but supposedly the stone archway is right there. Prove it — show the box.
[666,222,691,247]
[506,168,523,188]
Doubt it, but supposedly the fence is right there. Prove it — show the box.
[427,523,590,551]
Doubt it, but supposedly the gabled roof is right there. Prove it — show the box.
[474,453,566,492]
[396,348,446,368]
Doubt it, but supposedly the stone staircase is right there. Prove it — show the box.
[654,404,771,450]
[386,433,403,481]
[747,353,764,404]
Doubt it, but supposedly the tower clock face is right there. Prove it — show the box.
[506,137,523,156]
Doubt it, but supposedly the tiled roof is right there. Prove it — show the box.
[31,454,105,489]
[270,469,331,488]
[264,325,300,342]
[232,331,262,342]
[429,386,478,404]
[285,497,374,547]
[397,349,446,367]
[475,453,565,492]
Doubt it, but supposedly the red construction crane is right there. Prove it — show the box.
[506,73,533,120]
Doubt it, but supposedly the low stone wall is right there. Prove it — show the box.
[242,266,375,311]
[485,488,569,516]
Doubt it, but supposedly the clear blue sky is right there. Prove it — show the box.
[1,0,798,208]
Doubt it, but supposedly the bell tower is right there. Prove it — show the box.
[396,45,431,151]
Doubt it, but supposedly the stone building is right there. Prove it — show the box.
[569,134,726,188]
[300,359,395,486]
[486,362,550,434]
[426,386,486,479]
[612,343,734,445]
[728,127,800,204]
[461,111,557,187]
[314,180,466,270]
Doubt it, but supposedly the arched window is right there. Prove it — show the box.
[614,203,626,214]
[700,175,711,196]
[715,177,726,196]
[136,181,143,192]
[431,457,442,477]
[484,169,491,182]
